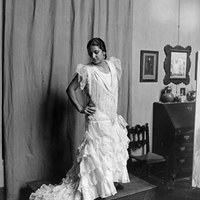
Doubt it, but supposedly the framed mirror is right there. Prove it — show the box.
[163,45,192,85]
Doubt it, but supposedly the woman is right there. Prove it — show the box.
[30,38,130,200]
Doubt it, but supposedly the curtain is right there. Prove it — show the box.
[3,0,133,199]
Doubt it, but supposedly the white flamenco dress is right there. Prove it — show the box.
[29,57,130,200]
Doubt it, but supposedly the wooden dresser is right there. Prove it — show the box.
[153,102,195,179]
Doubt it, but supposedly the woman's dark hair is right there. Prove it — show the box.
[87,38,107,59]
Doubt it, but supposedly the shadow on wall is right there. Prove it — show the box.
[18,90,80,200]
[40,91,77,180]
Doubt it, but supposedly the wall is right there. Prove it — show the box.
[131,0,200,149]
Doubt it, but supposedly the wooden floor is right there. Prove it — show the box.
[1,175,200,200]
[27,174,156,200]
[153,176,200,200]
[104,174,156,200]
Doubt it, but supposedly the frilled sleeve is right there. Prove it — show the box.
[76,64,88,90]
[110,56,122,80]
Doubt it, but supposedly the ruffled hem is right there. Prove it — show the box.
[30,168,129,200]
[30,114,130,200]
[29,182,82,200]
[76,114,130,199]
[77,115,129,171]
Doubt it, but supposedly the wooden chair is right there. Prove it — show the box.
[127,123,168,184]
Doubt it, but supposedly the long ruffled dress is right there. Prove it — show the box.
[29,57,130,200]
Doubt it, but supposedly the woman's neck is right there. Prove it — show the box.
[95,60,110,74]
[96,60,106,67]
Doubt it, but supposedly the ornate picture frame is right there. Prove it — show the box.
[163,45,192,85]
[140,50,159,82]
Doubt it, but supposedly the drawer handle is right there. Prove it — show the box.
[184,135,190,140]
[179,158,185,164]
[179,146,186,152]
[187,105,192,111]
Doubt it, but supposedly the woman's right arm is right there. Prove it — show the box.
[66,74,84,113]
[66,74,96,115]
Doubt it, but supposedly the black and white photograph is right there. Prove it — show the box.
[170,51,187,79]
[0,1,200,200]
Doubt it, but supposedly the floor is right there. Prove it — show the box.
[127,160,200,200]
[0,187,4,200]
[154,177,200,200]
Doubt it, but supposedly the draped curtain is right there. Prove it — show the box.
[2,0,133,199]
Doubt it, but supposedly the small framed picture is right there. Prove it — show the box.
[180,87,186,95]
[140,50,159,82]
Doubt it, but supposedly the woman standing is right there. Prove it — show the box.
[30,38,130,200]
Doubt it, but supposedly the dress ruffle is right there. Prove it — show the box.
[30,114,129,200]
[76,112,130,199]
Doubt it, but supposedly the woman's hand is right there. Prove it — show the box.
[81,106,96,115]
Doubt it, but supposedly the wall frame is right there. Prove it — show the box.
[140,50,159,82]
[163,45,192,85]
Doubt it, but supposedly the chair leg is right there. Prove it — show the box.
[146,163,150,178]
[140,162,148,179]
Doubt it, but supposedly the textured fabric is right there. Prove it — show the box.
[2,0,133,199]
[29,58,130,200]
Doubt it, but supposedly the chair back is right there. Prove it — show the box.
[127,123,150,155]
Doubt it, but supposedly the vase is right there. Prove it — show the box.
[161,86,175,103]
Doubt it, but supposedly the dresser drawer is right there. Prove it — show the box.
[175,143,193,155]
[175,155,193,170]
[175,132,194,144]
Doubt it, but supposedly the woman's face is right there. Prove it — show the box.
[88,45,105,65]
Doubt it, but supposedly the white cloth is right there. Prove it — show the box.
[29,57,130,200]
[94,70,111,88]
